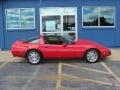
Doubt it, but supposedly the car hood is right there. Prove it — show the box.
[76,39,98,45]
[75,39,108,49]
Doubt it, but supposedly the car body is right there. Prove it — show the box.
[11,35,111,64]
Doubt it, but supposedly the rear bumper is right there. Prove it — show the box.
[11,46,27,57]
[11,49,25,57]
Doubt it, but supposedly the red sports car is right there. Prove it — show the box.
[11,35,111,64]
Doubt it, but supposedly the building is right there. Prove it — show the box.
[0,0,120,50]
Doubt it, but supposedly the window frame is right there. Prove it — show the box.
[5,8,35,30]
[82,6,116,28]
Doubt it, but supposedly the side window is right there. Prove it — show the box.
[6,8,35,30]
[45,36,63,45]
[82,6,115,28]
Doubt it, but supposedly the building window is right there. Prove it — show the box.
[63,15,75,31]
[40,7,77,40]
[82,6,115,28]
[42,16,61,32]
[6,8,35,30]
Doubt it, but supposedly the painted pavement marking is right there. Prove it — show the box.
[62,63,111,75]
[56,63,62,90]
[6,74,57,81]
[101,62,120,85]
[60,62,120,87]
[62,74,120,87]
[0,62,8,69]
[22,65,40,90]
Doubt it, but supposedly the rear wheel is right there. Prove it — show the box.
[26,50,41,65]
[84,49,100,63]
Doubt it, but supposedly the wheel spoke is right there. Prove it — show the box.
[86,50,98,63]
[28,51,40,64]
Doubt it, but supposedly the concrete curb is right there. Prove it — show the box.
[0,49,120,63]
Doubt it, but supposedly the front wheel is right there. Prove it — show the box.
[26,50,41,65]
[84,49,100,63]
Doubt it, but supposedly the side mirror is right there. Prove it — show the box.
[62,43,67,47]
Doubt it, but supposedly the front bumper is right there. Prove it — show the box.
[101,50,111,58]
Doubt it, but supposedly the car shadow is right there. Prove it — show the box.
[41,57,110,64]
[17,57,110,64]
[42,59,90,64]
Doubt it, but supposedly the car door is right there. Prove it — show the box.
[69,43,84,58]
[51,35,78,58]
[56,38,83,59]
[41,35,76,59]
[41,35,62,59]
[42,44,60,58]
[57,44,77,58]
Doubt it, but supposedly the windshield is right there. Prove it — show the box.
[63,36,75,44]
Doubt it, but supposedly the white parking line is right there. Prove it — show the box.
[101,62,120,84]
[56,63,62,90]
[62,74,120,87]
[62,63,111,75]
[22,65,40,90]
[0,62,8,69]
[6,75,57,81]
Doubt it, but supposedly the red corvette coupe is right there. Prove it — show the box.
[11,35,111,64]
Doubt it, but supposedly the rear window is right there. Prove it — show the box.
[24,37,40,44]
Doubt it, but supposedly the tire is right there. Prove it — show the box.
[84,49,100,63]
[26,50,41,65]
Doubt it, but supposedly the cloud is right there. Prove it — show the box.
[100,7,114,14]
[83,7,98,22]
[83,7,114,23]
[21,16,34,19]
[84,13,98,22]
[7,14,19,17]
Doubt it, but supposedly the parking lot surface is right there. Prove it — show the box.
[0,60,120,90]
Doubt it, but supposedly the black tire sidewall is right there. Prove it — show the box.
[26,50,41,65]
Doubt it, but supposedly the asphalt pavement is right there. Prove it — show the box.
[0,48,120,90]
[0,60,120,90]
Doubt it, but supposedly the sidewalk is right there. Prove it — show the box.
[0,48,120,62]
[0,51,26,62]
[107,48,120,61]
